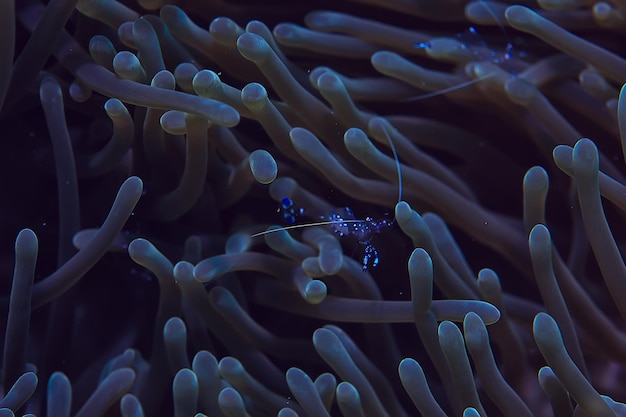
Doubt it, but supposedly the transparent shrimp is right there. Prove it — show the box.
[251,127,402,272]
[406,0,528,102]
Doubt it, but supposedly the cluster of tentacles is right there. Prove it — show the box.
[1,0,626,416]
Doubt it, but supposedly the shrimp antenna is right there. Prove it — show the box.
[401,72,497,102]
[249,219,367,238]
[382,123,403,205]
[477,0,508,36]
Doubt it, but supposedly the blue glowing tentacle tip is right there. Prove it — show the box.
[414,41,432,49]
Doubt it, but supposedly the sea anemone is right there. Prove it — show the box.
[2,0,626,416]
